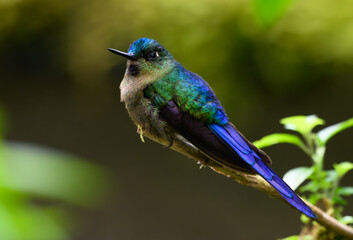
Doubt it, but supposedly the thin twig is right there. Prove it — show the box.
[306,202,353,239]
[167,138,353,240]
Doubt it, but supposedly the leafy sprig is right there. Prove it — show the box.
[253,115,353,238]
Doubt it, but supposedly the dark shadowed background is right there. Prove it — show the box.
[0,0,353,239]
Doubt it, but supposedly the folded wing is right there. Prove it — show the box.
[160,100,317,219]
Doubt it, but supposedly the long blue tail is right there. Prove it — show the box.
[208,123,317,219]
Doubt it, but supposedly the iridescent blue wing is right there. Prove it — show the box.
[160,100,317,219]
[209,123,317,219]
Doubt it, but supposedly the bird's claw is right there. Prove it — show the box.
[137,125,145,143]
[166,138,173,148]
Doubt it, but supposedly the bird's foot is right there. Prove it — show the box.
[197,161,205,169]
[137,125,145,143]
[165,138,173,148]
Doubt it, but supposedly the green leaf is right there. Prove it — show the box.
[300,181,320,193]
[336,187,353,196]
[281,236,299,240]
[333,195,347,205]
[253,0,295,26]
[317,117,353,145]
[253,133,305,149]
[283,166,314,191]
[280,115,325,136]
[308,193,322,205]
[303,236,314,240]
[1,142,111,207]
[340,216,353,225]
[0,200,70,240]
[333,162,353,179]
[300,214,310,224]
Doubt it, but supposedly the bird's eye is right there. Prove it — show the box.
[148,51,159,60]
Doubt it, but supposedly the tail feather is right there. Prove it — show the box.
[209,123,317,219]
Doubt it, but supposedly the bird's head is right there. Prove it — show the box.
[108,38,174,77]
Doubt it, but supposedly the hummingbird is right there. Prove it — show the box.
[108,38,317,219]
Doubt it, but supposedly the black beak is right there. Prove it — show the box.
[108,48,137,61]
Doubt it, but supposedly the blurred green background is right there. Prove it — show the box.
[1,0,353,239]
